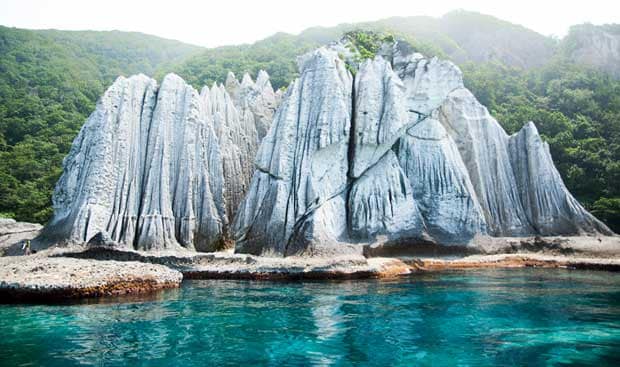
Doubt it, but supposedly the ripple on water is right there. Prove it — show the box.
[0,268,619,366]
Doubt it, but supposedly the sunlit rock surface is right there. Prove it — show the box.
[39,39,612,256]
[233,48,353,256]
[234,41,612,256]
[438,87,534,236]
[398,118,486,243]
[38,71,279,251]
[508,122,614,235]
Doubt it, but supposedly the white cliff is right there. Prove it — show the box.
[438,88,534,236]
[234,48,353,256]
[508,122,614,235]
[38,70,279,251]
[398,118,487,243]
[39,39,612,256]
[233,40,613,256]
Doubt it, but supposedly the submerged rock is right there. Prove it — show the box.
[234,40,613,256]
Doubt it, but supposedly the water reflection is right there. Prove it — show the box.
[1,269,619,366]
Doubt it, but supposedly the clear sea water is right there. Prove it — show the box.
[1,269,619,366]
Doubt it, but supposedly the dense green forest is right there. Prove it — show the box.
[0,12,619,232]
[0,26,201,222]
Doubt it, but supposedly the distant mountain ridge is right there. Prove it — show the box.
[170,10,617,89]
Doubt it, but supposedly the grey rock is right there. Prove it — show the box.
[437,88,534,236]
[233,42,613,257]
[563,24,620,78]
[234,47,353,256]
[351,57,408,178]
[0,219,42,254]
[348,151,424,240]
[397,118,486,243]
[202,70,279,222]
[86,231,119,249]
[39,68,279,252]
[508,122,613,235]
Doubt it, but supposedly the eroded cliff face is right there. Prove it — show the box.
[39,40,612,255]
[233,41,613,256]
[38,71,278,251]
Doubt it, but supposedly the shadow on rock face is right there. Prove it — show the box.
[362,238,477,258]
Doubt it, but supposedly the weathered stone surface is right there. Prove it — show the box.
[508,122,613,235]
[398,118,486,243]
[564,24,620,78]
[86,231,120,249]
[234,47,353,256]
[39,70,279,252]
[438,88,533,236]
[351,57,408,177]
[201,71,278,222]
[234,41,613,257]
[0,219,42,254]
[39,39,613,257]
[348,151,424,240]
[0,256,182,302]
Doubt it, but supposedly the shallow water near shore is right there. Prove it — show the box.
[1,269,619,366]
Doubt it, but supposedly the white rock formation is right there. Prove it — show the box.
[398,118,486,243]
[348,151,425,240]
[508,122,613,235]
[38,70,279,251]
[234,47,353,255]
[39,39,612,256]
[233,41,613,256]
[202,71,278,221]
[438,88,534,236]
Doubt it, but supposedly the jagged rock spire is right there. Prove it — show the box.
[233,41,612,256]
[38,70,280,251]
[234,48,353,256]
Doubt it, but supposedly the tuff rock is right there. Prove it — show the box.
[37,71,278,251]
[233,41,613,256]
[38,39,613,256]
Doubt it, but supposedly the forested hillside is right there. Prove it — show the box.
[1,12,619,232]
[0,26,202,222]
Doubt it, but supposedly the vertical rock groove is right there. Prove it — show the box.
[233,40,612,256]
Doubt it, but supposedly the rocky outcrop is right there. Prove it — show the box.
[563,24,620,78]
[0,256,182,302]
[38,71,278,252]
[234,41,613,256]
[0,219,42,254]
[438,88,533,236]
[233,48,353,256]
[508,122,613,235]
[398,118,486,243]
[201,72,278,222]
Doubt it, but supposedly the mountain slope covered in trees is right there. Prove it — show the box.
[0,26,202,222]
[1,11,619,232]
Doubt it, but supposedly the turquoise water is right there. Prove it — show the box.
[1,269,619,366]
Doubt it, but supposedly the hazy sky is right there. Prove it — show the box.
[1,0,618,47]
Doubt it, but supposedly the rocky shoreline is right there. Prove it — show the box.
[0,255,182,302]
[1,235,618,303]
